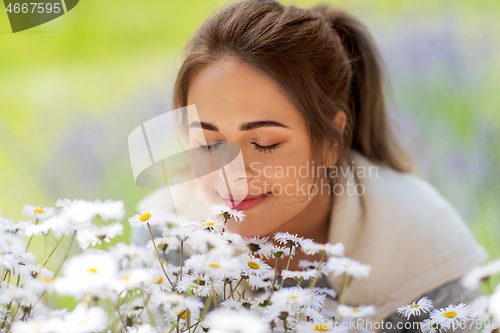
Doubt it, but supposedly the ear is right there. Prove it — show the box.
[323,111,346,167]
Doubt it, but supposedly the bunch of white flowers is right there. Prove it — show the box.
[0,200,499,333]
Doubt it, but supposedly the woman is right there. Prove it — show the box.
[133,1,488,332]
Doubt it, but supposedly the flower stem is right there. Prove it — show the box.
[308,253,325,289]
[54,232,76,278]
[180,241,184,281]
[239,280,248,302]
[148,223,176,291]
[278,244,294,291]
[270,256,279,297]
[339,274,351,305]
[42,234,64,266]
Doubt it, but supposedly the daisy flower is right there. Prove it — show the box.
[274,231,306,247]
[0,233,25,252]
[55,198,84,208]
[211,203,246,223]
[461,259,500,290]
[185,253,240,280]
[198,216,225,233]
[397,296,434,320]
[239,253,272,277]
[126,324,158,333]
[176,273,223,297]
[129,208,169,230]
[0,217,31,233]
[490,287,500,322]
[22,205,56,220]
[75,222,124,249]
[11,317,63,333]
[271,287,325,312]
[326,257,371,279]
[281,269,318,282]
[205,309,269,333]
[300,240,345,257]
[155,294,204,322]
[429,303,472,330]
[186,229,233,256]
[54,250,118,298]
[93,199,125,221]
[60,303,108,333]
[337,304,376,319]
[420,318,441,333]
[240,236,275,258]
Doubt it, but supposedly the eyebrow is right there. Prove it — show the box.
[188,120,289,132]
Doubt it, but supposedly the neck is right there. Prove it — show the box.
[264,189,333,271]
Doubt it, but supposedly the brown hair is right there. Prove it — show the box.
[173,0,413,175]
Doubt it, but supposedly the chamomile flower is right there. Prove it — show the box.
[0,233,25,252]
[61,303,108,332]
[176,273,223,297]
[326,257,371,278]
[55,250,118,298]
[281,269,318,282]
[205,309,269,333]
[397,296,434,320]
[186,229,233,256]
[461,259,500,290]
[239,253,272,277]
[0,217,31,233]
[185,253,240,280]
[274,231,306,247]
[420,318,441,333]
[271,287,325,311]
[11,317,63,333]
[211,203,246,223]
[75,222,123,249]
[129,208,169,230]
[126,324,159,333]
[429,303,472,330]
[55,198,84,208]
[93,199,125,221]
[337,304,376,318]
[300,240,345,257]
[22,205,56,220]
[197,216,225,233]
[156,294,204,322]
[490,287,500,322]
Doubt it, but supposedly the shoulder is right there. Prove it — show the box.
[349,149,462,223]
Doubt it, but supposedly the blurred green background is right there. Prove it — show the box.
[1,0,499,290]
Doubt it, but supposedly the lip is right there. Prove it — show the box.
[220,192,270,211]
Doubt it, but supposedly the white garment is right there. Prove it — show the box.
[136,149,488,332]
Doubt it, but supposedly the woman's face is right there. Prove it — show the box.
[186,58,333,238]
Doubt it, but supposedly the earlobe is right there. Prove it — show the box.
[334,111,346,135]
[322,111,346,168]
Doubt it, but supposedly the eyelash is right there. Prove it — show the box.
[198,142,280,153]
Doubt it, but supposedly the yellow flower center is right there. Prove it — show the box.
[410,304,420,308]
[205,222,215,226]
[33,209,44,214]
[121,276,130,280]
[155,274,163,284]
[178,310,188,319]
[314,324,331,331]
[208,263,220,268]
[247,261,260,269]
[88,268,98,273]
[288,296,298,299]
[443,311,457,318]
[352,308,360,312]
[139,213,151,222]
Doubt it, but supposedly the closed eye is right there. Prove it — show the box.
[252,142,280,153]
[198,142,223,152]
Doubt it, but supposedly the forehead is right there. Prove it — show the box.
[186,58,304,127]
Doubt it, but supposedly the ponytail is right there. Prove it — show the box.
[311,4,413,172]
